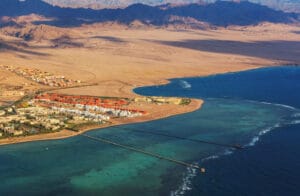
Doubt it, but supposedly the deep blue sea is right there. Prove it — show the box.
[0,66,299,196]
[135,66,300,196]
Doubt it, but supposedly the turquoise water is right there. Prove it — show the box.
[0,66,300,195]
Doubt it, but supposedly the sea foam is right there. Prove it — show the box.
[179,80,192,89]
[170,103,299,196]
[171,149,234,196]
[246,123,281,147]
[289,120,300,125]
[170,165,197,196]
[246,100,299,111]
[292,113,300,118]
[260,101,298,110]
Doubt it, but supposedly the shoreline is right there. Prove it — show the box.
[131,65,270,92]
[1,64,297,146]
[0,98,203,146]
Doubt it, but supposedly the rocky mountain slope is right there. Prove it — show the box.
[0,0,298,28]
[43,0,300,13]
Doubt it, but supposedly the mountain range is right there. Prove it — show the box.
[43,0,300,13]
[0,0,299,28]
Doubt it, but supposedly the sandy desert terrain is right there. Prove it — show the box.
[1,23,299,99]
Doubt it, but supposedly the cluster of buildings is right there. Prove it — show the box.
[34,93,146,118]
[0,93,147,138]
[51,106,110,121]
[0,106,65,137]
[35,93,129,108]
[0,65,81,87]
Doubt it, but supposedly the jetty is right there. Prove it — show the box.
[81,133,205,172]
[111,127,244,150]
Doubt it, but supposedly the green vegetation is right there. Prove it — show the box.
[13,94,35,109]
[67,122,104,132]
[180,98,192,105]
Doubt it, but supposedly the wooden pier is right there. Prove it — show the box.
[111,127,244,150]
[81,133,205,172]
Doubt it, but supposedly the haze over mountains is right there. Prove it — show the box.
[0,0,299,28]
[44,0,300,13]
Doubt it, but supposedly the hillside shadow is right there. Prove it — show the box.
[292,31,300,34]
[0,40,48,56]
[156,39,300,63]
[91,36,126,43]
[51,35,84,48]
[0,0,298,28]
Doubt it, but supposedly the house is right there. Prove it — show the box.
[3,126,23,136]
[0,110,5,116]
[13,130,24,136]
